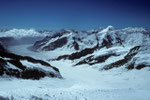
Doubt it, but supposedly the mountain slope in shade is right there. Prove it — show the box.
[0,43,62,80]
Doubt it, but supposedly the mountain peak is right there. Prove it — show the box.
[107,25,114,29]
[101,25,115,33]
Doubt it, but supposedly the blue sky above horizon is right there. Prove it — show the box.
[0,0,150,30]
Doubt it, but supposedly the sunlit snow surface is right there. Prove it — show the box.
[0,29,48,38]
[0,44,149,100]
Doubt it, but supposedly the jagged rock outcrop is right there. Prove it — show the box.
[102,46,141,70]
[75,53,119,66]
[53,44,99,61]
[32,29,99,51]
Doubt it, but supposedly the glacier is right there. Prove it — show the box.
[0,26,150,100]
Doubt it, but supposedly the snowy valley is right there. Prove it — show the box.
[0,26,150,100]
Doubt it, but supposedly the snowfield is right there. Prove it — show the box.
[0,26,150,100]
[0,60,150,100]
[0,44,149,100]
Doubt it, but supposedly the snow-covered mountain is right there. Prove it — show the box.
[0,43,62,79]
[32,26,150,70]
[1,26,149,72]
[0,29,49,38]
[33,26,150,51]
[0,29,53,46]
[0,26,150,100]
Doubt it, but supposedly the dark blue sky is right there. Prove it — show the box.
[0,0,150,30]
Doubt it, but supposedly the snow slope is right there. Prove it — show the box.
[32,26,150,52]
[0,26,150,100]
[31,26,150,71]
[0,59,150,100]
[0,43,149,100]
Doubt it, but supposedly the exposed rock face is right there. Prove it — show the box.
[33,30,71,51]
[75,53,119,66]
[72,37,79,50]
[41,37,68,51]
[33,32,67,50]
[32,29,99,51]
[102,46,141,70]
[54,44,99,61]
[0,44,62,80]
